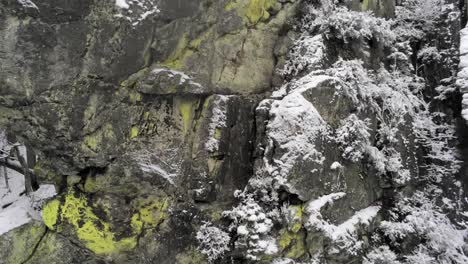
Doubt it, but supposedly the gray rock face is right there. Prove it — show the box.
[0,0,299,262]
[1,0,467,263]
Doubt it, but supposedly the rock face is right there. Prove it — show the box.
[1,0,468,263]
[0,0,299,262]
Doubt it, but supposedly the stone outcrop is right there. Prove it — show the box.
[1,0,467,263]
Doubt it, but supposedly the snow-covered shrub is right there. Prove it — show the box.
[281,35,325,77]
[324,59,424,186]
[417,46,442,65]
[224,194,278,260]
[403,246,437,264]
[335,115,371,162]
[225,1,467,262]
[413,111,461,182]
[397,0,446,23]
[363,246,401,264]
[298,0,338,33]
[196,222,231,262]
[394,0,450,41]
[320,7,395,47]
[388,41,415,75]
[379,191,468,263]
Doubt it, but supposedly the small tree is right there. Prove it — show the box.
[0,131,37,195]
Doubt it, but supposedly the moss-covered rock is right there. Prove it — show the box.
[42,188,170,256]
[0,221,46,264]
[0,0,298,262]
[0,221,102,264]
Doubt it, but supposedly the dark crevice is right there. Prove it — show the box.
[77,165,108,178]
[56,233,86,251]
[1,202,13,209]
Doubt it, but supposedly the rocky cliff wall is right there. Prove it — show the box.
[0,0,467,264]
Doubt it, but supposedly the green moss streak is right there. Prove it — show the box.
[178,99,194,133]
[362,0,369,10]
[161,30,212,70]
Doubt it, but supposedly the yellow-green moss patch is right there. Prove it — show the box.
[289,204,303,233]
[131,197,169,234]
[161,29,212,70]
[162,33,191,70]
[177,99,194,133]
[42,189,145,255]
[129,91,142,103]
[43,200,60,230]
[130,126,139,139]
[5,222,46,264]
[226,0,278,25]
[83,134,99,151]
[278,229,306,259]
[82,123,115,152]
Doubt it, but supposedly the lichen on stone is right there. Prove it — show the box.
[277,205,306,259]
[226,0,278,25]
[42,200,60,229]
[42,189,170,255]
[177,98,195,133]
[131,197,169,233]
[0,222,46,264]
[162,33,192,70]
[130,126,139,139]
[82,123,116,152]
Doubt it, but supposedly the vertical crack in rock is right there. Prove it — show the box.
[20,229,48,264]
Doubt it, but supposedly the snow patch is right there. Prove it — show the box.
[17,0,38,9]
[146,68,204,94]
[138,162,176,185]
[196,222,230,262]
[0,169,56,236]
[305,193,380,255]
[204,95,229,153]
[330,162,343,170]
[115,0,129,9]
[135,149,180,185]
[114,0,160,26]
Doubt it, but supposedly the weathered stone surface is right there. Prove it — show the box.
[0,0,300,262]
[1,0,467,263]
[0,221,97,264]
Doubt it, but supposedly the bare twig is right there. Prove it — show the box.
[2,161,8,191]
[11,146,34,194]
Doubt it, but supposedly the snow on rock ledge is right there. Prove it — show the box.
[114,0,160,26]
[135,68,206,95]
[305,193,381,255]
